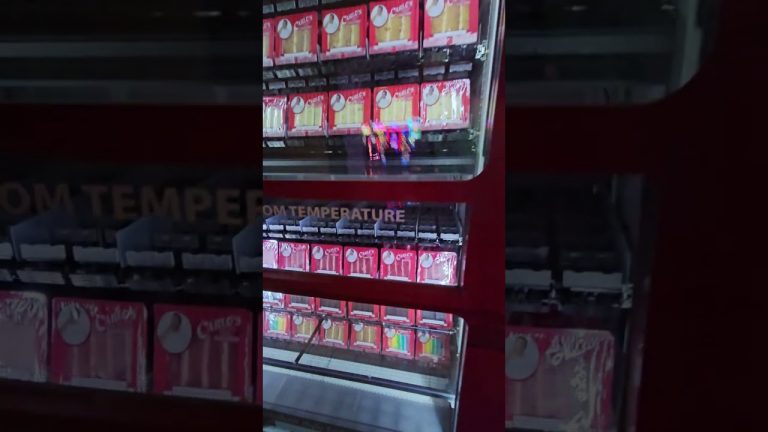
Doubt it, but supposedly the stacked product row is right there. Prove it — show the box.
[263,204,462,286]
[263,290,454,364]
[0,290,254,402]
[263,79,470,137]
[263,0,480,67]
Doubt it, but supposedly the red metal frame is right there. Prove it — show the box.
[0,0,761,429]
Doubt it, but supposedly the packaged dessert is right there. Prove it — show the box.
[287,92,327,137]
[263,239,279,269]
[314,298,347,317]
[263,18,274,67]
[275,12,319,65]
[50,298,147,392]
[343,245,379,278]
[416,310,454,329]
[321,5,368,60]
[380,247,417,282]
[262,291,285,309]
[0,291,48,382]
[373,84,420,126]
[264,311,291,340]
[278,241,310,272]
[349,321,381,353]
[263,96,287,138]
[290,314,320,343]
[153,304,253,402]
[382,325,415,359]
[505,327,615,430]
[421,79,471,130]
[423,0,480,48]
[284,294,315,313]
[318,317,349,348]
[415,329,450,364]
[310,243,343,275]
[417,250,458,286]
[369,0,419,54]
[381,305,415,325]
[328,88,372,135]
[347,302,381,320]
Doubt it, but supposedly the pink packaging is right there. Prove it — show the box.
[381,305,415,325]
[263,239,279,269]
[287,92,328,137]
[380,247,417,281]
[423,0,480,48]
[263,18,274,67]
[315,298,347,317]
[278,241,310,272]
[0,291,48,382]
[343,245,379,278]
[310,243,343,275]
[264,311,291,340]
[262,291,285,309]
[347,302,381,320]
[321,5,368,60]
[420,79,471,130]
[275,12,319,65]
[349,321,381,353]
[51,298,147,392]
[373,84,420,127]
[415,329,450,365]
[284,294,315,313]
[319,317,349,348]
[505,327,616,430]
[263,96,287,138]
[290,314,320,343]
[153,304,253,402]
[369,0,419,54]
[328,88,372,135]
[382,325,415,359]
[416,310,454,329]
[417,250,458,286]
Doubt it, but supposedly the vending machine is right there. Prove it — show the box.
[261,0,505,431]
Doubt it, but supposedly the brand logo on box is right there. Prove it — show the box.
[94,305,137,331]
[357,249,376,258]
[394,87,415,98]
[0,297,43,323]
[324,246,341,254]
[197,315,243,338]
[348,91,367,103]
[295,14,314,28]
[396,251,414,261]
[306,95,324,105]
[391,1,414,15]
[342,9,363,23]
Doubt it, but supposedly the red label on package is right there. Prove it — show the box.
[263,18,274,66]
[315,298,347,317]
[349,322,381,353]
[287,92,327,137]
[423,0,480,48]
[373,84,420,126]
[319,318,349,348]
[321,5,368,60]
[262,291,285,309]
[382,325,414,359]
[263,239,279,269]
[153,304,253,402]
[505,327,615,430]
[274,12,319,65]
[290,314,319,343]
[347,302,380,320]
[278,241,310,272]
[310,243,343,275]
[0,291,48,382]
[328,88,371,135]
[343,245,379,278]
[285,294,315,313]
[416,330,450,365]
[369,0,419,54]
[380,247,417,281]
[51,298,147,392]
[416,310,454,329]
[421,79,470,130]
[264,311,291,340]
[417,251,458,286]
[381,306,415,325]
[263,96,287,138]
